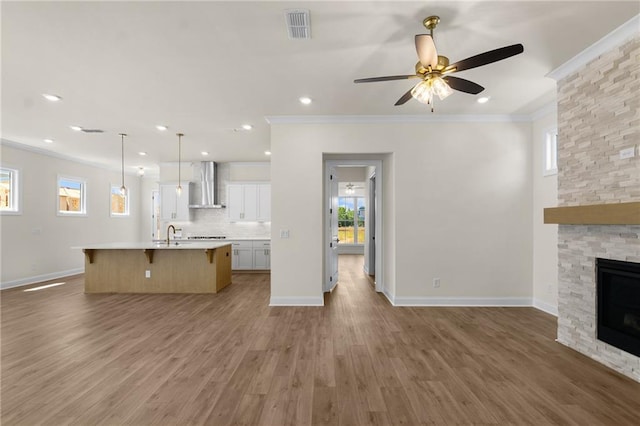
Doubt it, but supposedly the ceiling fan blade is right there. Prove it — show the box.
[354,75,418,83]
[394,88,415,106]
[445,44,524,73]
[443,76,485,95]
[415,34,438,69]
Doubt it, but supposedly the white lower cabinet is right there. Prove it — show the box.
[230,240,270,270]
[253,241,271,269]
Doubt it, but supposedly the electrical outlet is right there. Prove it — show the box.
[280,229,290,238]
[619,147,635,159]
[433,278,440,288]
[547,284,553,294]
[145,270,151,278]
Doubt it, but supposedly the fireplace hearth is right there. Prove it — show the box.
[597,258,640,357]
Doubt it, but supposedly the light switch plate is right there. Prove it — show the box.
[619,147,635,159]
[280,229,290,238]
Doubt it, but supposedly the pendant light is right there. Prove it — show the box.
[176,132,184,196]
[119,133,127,196]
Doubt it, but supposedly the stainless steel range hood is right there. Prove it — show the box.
[188,161,225,208]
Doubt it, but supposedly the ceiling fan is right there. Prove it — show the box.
[354,15,524,111]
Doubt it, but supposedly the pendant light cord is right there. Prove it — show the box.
[119,133,127,193]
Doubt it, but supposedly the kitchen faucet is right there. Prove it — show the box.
[167,224,176,245]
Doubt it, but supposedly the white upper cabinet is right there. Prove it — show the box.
[228,183,270,222]
[257,184,271,222]
[160,182,192,221]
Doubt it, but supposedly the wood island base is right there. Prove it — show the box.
[83,244,232,293]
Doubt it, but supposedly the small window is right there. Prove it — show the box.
[338,196,365,245]
[110,184,129,216]
[58,176,86,216]
[0,166,20,214]
[544,130,558,176]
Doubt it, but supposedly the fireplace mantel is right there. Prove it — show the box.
[544,202,640,225]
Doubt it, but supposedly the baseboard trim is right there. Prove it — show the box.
[382,288,395,305]
[390,296,533,307]
[532,298,559,316]
[269,296,324,307]
[1,268,84,290]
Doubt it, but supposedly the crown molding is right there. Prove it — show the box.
[530,102,558,121]
[547,14,640,81]
[1,138,140,176]
[265,114,532,125]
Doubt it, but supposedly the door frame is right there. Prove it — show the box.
[324,159,383,293]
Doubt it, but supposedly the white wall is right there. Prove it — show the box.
[532,109,559,315]
[270,120,533,305]
[1,143,142,288]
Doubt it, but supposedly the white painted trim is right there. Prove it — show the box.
[337,245,364,255]
[533,299,559,317]
[530,102,557,122]
[1,268,84,290]
[1,138,139,176]
[382,288,395,305]
[266,114,531,125]
[391,297,533,307]
[547,14,640,81]
[325,159,384,294]
[269,296,324,306]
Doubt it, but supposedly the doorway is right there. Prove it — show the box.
[324,160,383,294]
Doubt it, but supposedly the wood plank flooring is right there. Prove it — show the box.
[2,255,640,425]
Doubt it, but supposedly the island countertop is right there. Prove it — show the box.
[74,241,231,250]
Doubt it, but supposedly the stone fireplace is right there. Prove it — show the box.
[551,35,640,382]
[596,258,640,357]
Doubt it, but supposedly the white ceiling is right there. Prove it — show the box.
[2,1,638,176]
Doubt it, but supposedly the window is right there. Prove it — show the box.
[338,196,365,244]
[58,176,86,215]
[544,129,558,176]
[0,166,20,214]
[110,184,129,216]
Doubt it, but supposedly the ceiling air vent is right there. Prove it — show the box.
[285,9,310,40]
[81,129,104,133]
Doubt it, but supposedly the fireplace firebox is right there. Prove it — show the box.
[596,258,640,357]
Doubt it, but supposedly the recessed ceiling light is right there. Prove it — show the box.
[477,96,490,104]
[299,97,312,105]
[69,125,83,131]
[137,167,145,176]
[242,124,253,130]
[42,94,62,102]
[43,138,54,143]
[201,151,209,156]
[138,151,148,156]
[265,151,272,156]
[156,125,168,131]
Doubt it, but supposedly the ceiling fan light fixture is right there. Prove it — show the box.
[432,76,453,100]
[411,75,452,109]
[345,183,355,195]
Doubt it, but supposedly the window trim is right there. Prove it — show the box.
[0,165,21,215]
[543,128,558,176]
[110,183,130,217]
[57,174,87,216]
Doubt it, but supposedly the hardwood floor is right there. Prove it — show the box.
[2,254,639,425]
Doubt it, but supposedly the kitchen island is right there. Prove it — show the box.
[78,242,232,293]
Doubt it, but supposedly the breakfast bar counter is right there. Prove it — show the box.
[77,242,232,293]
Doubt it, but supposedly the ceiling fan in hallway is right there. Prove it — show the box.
[354,15,524,111]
